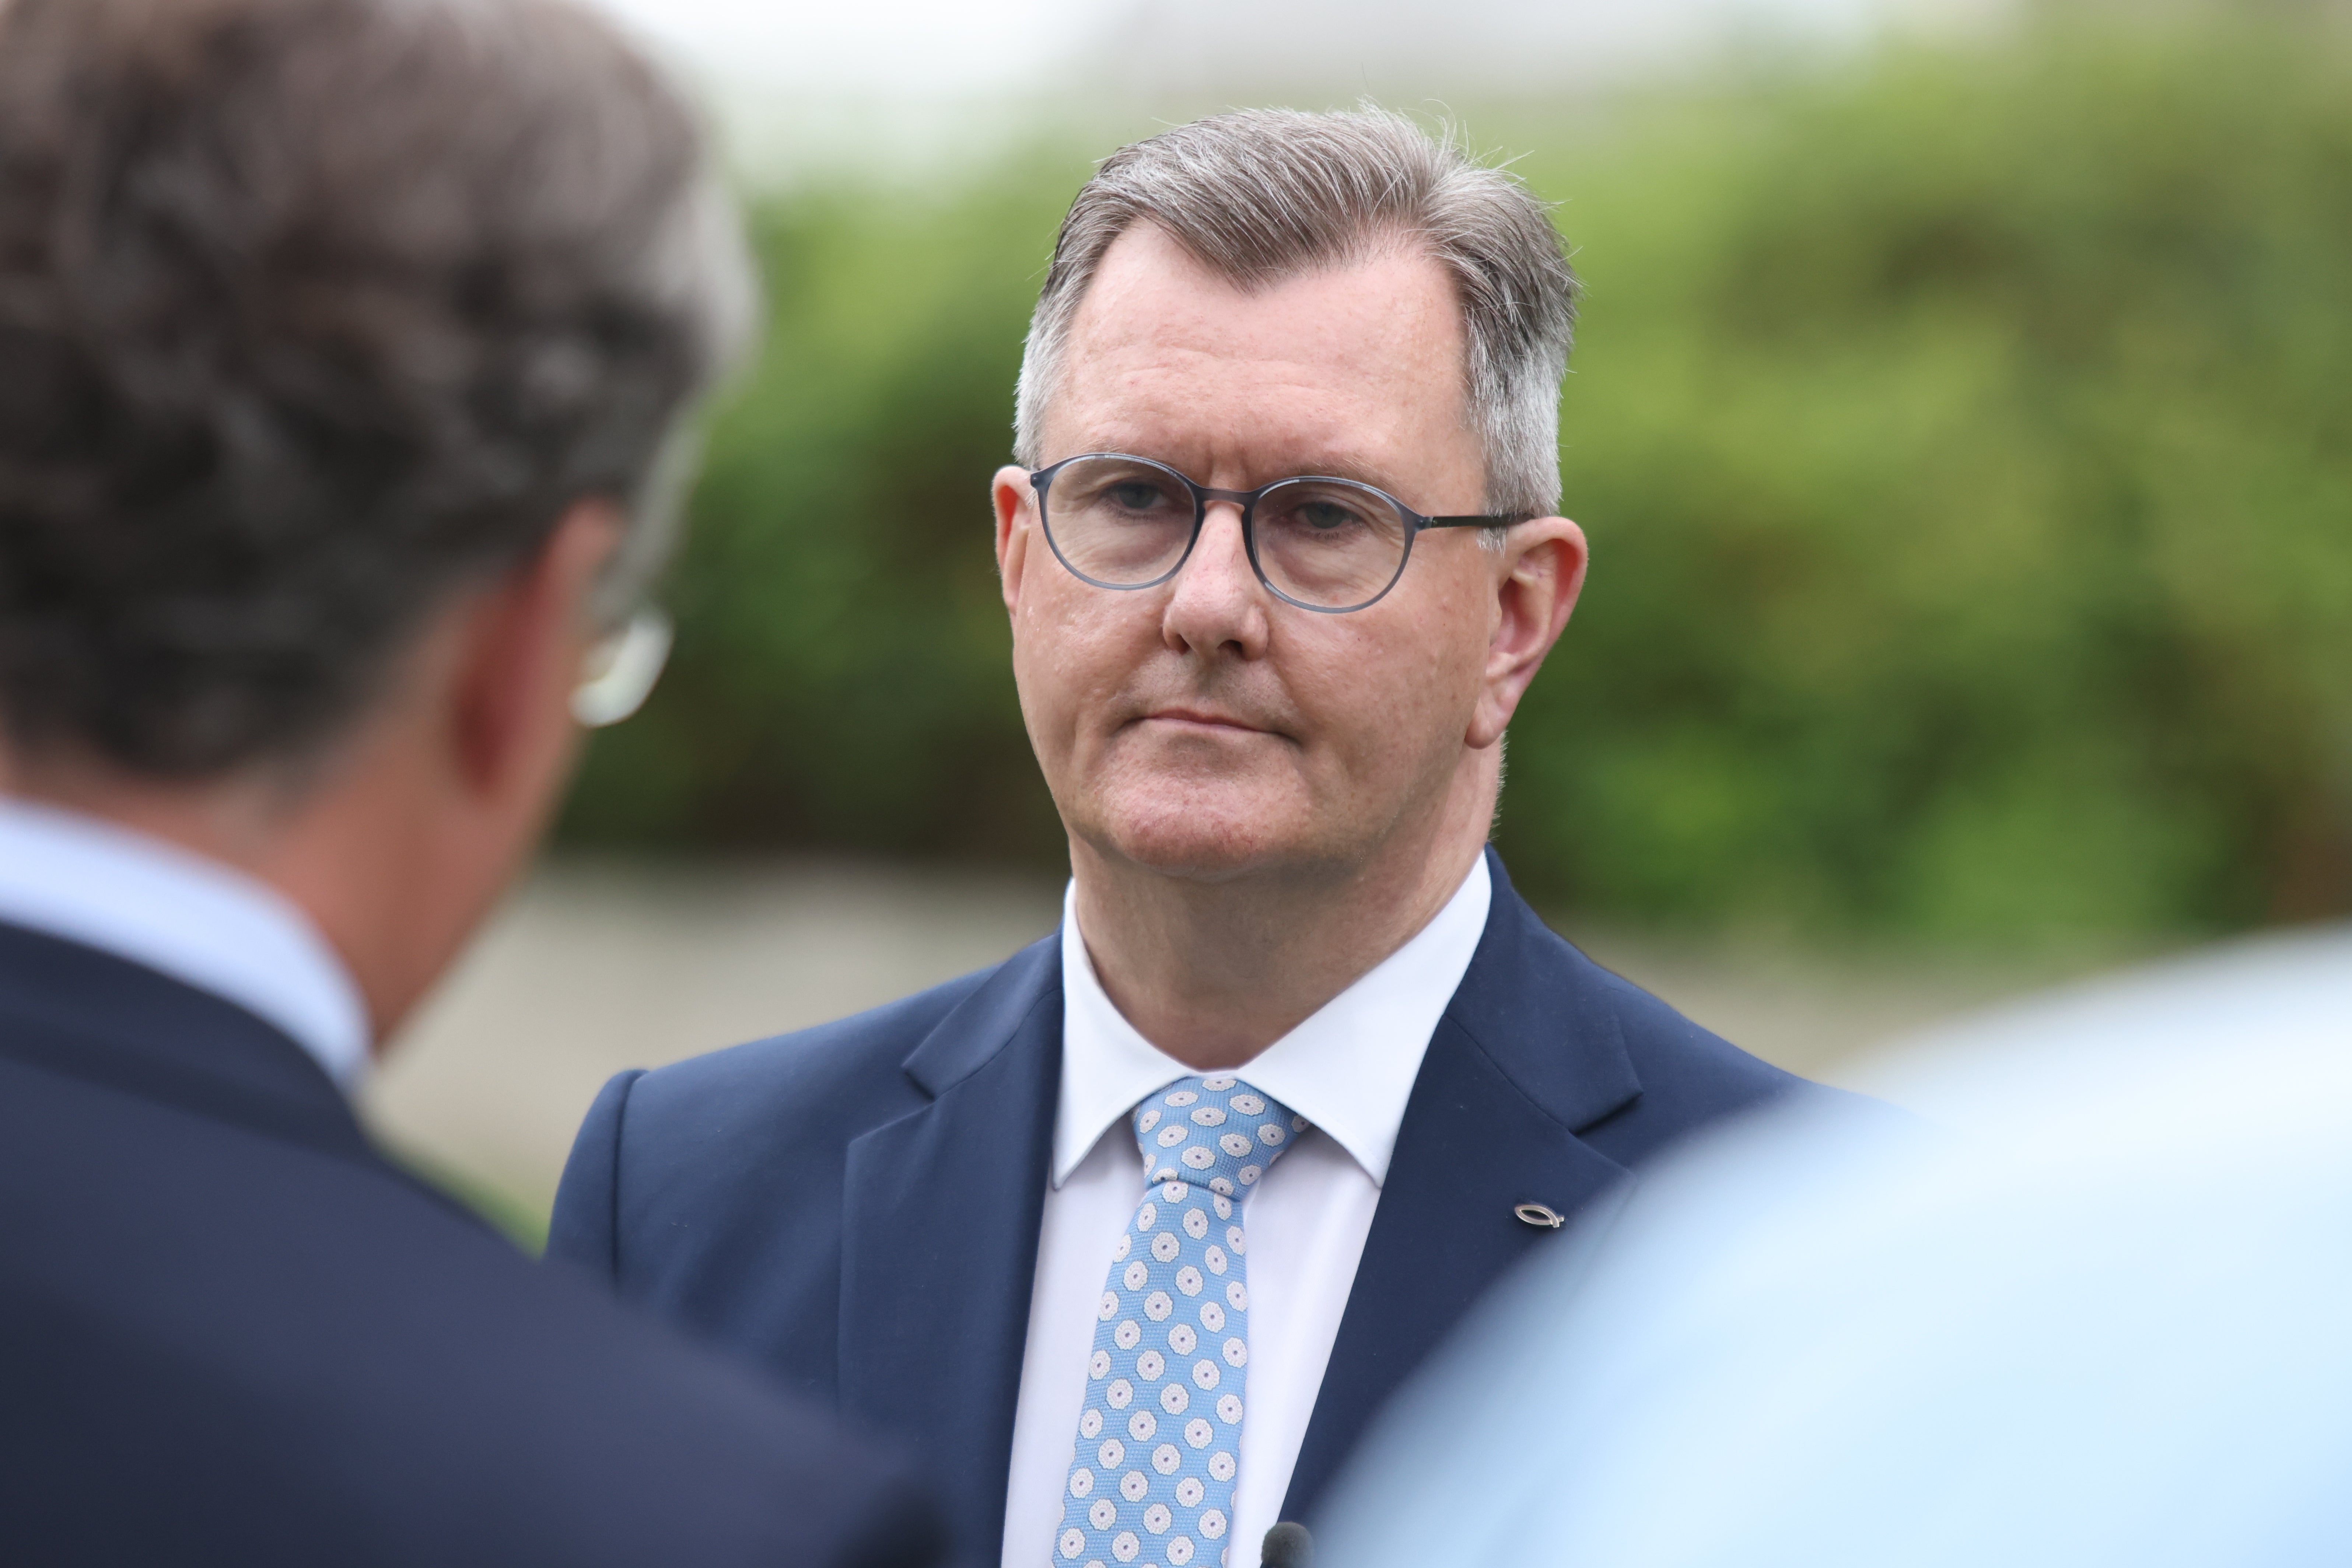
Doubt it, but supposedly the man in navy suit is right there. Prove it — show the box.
[0,0,943,1562]
[552,109,1843,1568]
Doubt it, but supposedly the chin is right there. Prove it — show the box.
[1085,784,1315,883]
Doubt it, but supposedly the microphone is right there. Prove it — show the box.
[1260,1521,1314,1568]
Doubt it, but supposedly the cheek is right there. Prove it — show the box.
[1288,609,1483,769]
[1407,555,1502,705]
[1012,580,1154,744]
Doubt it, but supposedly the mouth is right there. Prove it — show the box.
[1139,706,1272,736]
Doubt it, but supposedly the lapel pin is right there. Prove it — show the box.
[1514,1202,1565,1229]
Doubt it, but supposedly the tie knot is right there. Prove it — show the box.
[1132,1075,1303,1198]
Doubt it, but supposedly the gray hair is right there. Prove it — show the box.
[0,0,755,777]
[1014,108,1576,519]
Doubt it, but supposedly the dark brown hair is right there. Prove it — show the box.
[0,0,753,776]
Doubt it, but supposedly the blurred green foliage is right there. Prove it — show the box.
[561,9,2352,943]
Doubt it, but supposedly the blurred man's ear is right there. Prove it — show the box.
[447,498,625,802]
[255,496,626,1044]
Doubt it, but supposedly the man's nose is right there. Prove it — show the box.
[1162,500,1270,658]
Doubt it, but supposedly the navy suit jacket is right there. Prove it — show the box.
[550,851,1838,1561]
[0,920,946,1568]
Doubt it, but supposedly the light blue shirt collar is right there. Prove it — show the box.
[0,797,371,1089]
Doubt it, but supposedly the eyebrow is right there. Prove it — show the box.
[1121,450,1418,496]
[1277,456,1414,493]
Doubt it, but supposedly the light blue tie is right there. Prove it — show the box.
[1056,1075,1306,1568]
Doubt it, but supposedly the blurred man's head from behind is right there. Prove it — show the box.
[0,0,754,1036]
[990,111,1586,898]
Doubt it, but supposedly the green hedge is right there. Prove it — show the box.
[561,13,2352,942]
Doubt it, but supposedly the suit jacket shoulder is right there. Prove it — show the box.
[549,941,1056,1404]
[0,922,944,1568]
[1430,858,1814,1130]
[1500,910,1827,1161]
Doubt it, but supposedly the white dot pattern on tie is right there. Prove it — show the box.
[1057,1074,1305,1568]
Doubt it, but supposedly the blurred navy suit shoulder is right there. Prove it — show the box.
[0,920,945,1568]
[551,849,1858,1560]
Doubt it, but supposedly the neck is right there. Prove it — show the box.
[1,712,530,1051]
[1071,750,1496,1070]
[0,751,395,1031]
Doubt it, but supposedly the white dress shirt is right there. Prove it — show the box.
[0,796,370,1088]
[1001,854,1492,1568]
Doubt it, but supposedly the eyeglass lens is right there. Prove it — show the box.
[1042,455,1413,611]
[571,608,673,728]
[1045,456,1197,585]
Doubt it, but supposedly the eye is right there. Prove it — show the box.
[1266,490,1375,539]
[1295,499,1362,532]
[1107,480,1168,512]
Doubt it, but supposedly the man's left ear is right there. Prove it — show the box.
[1468,516,1587,750]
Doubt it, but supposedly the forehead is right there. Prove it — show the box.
[1046,223,1474,489]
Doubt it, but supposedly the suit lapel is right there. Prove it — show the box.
[840,935,1063,1560]
[1281,851,1645,1522]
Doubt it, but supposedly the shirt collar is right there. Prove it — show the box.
[0,797,372,1090]
[1054,852,1491,1189]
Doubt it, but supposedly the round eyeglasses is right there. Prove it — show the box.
[1028,453,1520,614]
[571,607,672,728]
